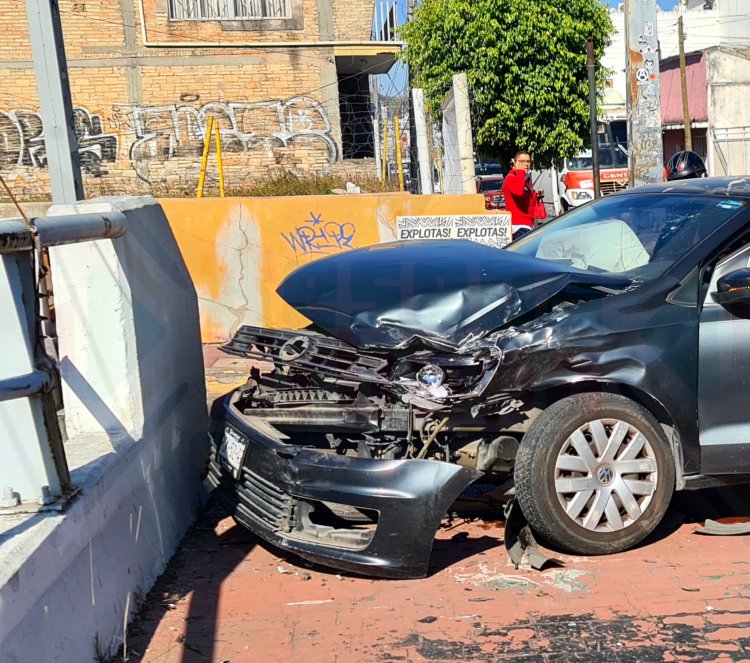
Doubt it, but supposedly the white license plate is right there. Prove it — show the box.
[219,427,247,479]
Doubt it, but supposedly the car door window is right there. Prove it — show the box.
[698,240,750,470]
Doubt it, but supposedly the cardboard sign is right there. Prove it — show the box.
[396,214,513,249]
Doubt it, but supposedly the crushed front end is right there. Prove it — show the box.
[204,326,525,578]
[204,241,634,577]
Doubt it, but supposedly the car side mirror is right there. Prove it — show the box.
[715,268,750,305]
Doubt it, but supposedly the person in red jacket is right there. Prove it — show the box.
[502,150,544,238]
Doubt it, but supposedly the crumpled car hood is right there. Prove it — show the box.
[277,240,631,351]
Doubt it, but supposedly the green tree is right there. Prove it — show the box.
[400,0,614,168]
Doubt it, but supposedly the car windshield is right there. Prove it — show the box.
[479,179,503,192]
[506,193,748,281]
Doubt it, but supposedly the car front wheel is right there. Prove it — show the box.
[514,393,675,555]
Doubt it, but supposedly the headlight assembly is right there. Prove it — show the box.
[416,364,445,390]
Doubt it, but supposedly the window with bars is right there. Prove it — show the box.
[168,0,292,20]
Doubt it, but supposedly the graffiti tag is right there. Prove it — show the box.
[124,97,337,183]
[281,212,356,256]
[0,107,118,176]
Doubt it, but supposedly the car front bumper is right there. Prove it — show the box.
[205,393,482,579]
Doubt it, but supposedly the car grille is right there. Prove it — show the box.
[207,447,294,533]
[222,326,388,383]
[236,466,294,533]
[600,180,628,196]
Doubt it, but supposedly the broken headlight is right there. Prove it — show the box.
[416,364,445,390]
[392,356,486,395]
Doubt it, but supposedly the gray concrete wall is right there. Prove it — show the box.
[0,197,208,661]
[707,49,750,176]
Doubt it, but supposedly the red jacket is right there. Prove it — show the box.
[502,168,535,228]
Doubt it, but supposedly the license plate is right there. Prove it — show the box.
[219,427,247,479]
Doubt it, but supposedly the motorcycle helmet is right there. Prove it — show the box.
[666,150,707,180]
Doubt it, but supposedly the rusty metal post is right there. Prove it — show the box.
[625,0,664,186]
[587,37,601,199]
[0,211,127,507]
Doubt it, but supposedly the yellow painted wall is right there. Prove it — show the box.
[160,193,506,342]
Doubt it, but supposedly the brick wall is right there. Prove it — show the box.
[333,2,375,41]
[0,0,379,199]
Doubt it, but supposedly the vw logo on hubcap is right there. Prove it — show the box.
[596,464,615,485]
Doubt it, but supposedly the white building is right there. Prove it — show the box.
[601,0,750,120]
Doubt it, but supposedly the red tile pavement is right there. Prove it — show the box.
[122,346,750,662]
[125,495,750,663]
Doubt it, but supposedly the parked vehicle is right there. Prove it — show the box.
[206,178,750,578]
[476,174,506,209]
[559,120,630,211]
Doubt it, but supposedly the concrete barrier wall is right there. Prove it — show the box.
[0,197,209,661]
[160,193,495,342]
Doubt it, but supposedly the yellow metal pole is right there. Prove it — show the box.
[197,115,214,198]
[394,115,405,191]
[214,119,225,197]
[381,118,388,184]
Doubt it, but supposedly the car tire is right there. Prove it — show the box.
[514,392,675,555]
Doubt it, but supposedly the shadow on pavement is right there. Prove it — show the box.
[125,481,750,661]
[126,500,256,662]
[622,482,750,551]
[124,498,510,661]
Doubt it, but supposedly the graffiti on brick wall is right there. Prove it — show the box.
[125,97,337,183]
[281,211,356,256]
[0,96,337,184]
[0,107,118,176]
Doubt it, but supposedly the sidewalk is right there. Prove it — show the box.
[123,346,750,662]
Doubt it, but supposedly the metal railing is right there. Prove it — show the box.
[711,126,750,176]
[372,0,403,42]
[168,0,291,20]
[0,212,127,405]
[0,211,127,507]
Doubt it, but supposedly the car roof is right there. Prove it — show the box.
[618,177,750,199]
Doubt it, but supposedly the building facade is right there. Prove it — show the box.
[0,0,400,198]
[661,46,750,176]
[602,0,750,105]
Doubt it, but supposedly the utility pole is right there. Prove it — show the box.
[407,0,419,192]
[25,0,83,203]
[625,0,664,186]
[453,73,476,195]
[678,15,693,151]
[586,37,601,199]
[412,88,434,194]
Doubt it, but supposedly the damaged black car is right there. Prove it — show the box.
[206,178,750,578]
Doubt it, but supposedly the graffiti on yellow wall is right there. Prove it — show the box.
[159,193,493,342]
[280,211,357,256]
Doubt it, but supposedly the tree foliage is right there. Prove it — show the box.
[400,0,614,167]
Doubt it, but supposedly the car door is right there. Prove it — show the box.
[698,241,750,473]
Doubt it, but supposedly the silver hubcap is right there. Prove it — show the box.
[554,418,658,533]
